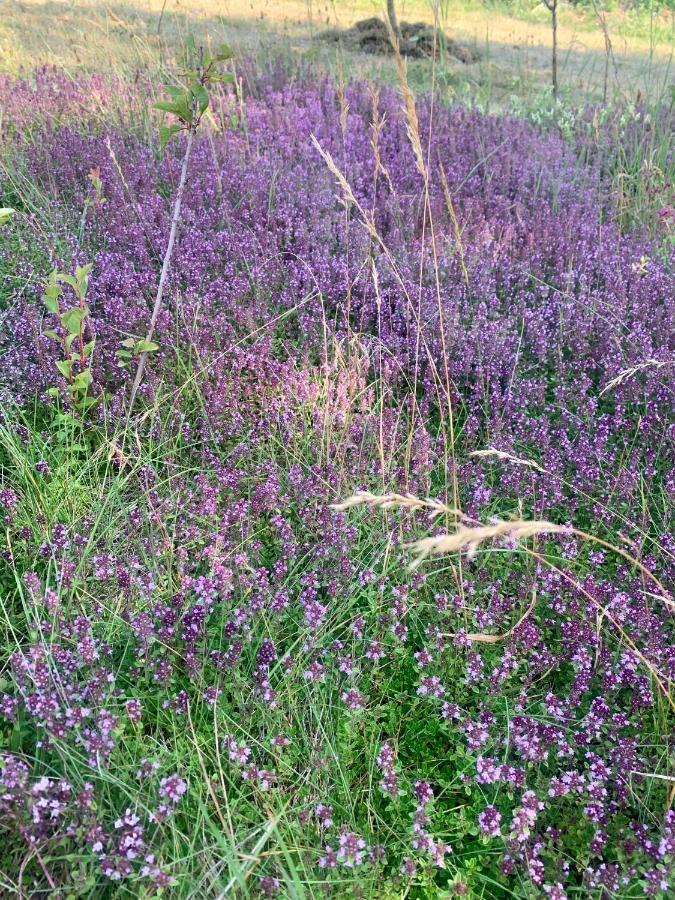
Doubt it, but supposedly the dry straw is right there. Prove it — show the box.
[332,491,565,564]
[470,447,547,474]
[409,518,567,566]
[438,162,469,285]
[387,26,426,179]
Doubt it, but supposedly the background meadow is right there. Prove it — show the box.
[0,1,673,897]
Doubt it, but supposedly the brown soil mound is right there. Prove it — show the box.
[319,17,479,64]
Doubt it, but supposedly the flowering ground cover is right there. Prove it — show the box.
[0,56,673,898]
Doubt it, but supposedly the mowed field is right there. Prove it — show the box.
[1,0,673,102]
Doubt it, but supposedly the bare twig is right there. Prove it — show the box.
[128,52,205,414]
[541,0,559,98]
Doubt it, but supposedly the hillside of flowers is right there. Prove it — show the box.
[0,60,673,898]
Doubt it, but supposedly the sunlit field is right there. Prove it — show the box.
[0,1,673,897]
[1,0,673,101]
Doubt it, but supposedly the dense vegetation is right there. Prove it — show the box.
[0,52,673,898]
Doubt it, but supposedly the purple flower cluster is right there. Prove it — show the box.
[0,754,180,887]
[0,71,671,528]
[376,742,401,800]
[410,781,452,868]
[478,804,502,838]
[222,734,277,791]
[510,790,544,843]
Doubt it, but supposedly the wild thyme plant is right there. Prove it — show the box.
[0,57,672,899]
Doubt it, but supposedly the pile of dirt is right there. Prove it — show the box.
[319,17,479,64]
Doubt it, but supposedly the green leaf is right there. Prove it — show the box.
[165,85,185,100]
[192,84,209,115]
[155,100,183,115]
[159,123,182,148]
[135,339,159,354]
[120,337,137,348]
[213,43,233,62]
[43,329,60,340]
[156,91,192,123]
[61,307,86,335]
[43,279,62,313]
[75,263,93,280]
[56,359,73,378]
[56,273,80,293]
[0,207,15,226]
[72,369,93,391]
[83,340,96,358]
[75,264,93,295]
[209,73,235,84]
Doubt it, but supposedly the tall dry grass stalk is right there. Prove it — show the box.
[310,136,455,461]
[387,33,426,180]
[438,163,469,285]
[471,447,548,473]
[332,489,461,519]
[367,85,395,200]
[335,55,353,351]
[314,10,464,523]
[386,9,461,532]
[409,519,568,565]
[333,492,566,564]
[471,448,675,566]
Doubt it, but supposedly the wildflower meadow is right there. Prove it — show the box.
[0,2,673,897]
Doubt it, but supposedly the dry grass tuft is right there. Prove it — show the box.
[331,490,460,518]
[409,518,568,565]
[599,358,670,396]
[331,490,566,563]
[333,490,673,606]
[470,447,547,473]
